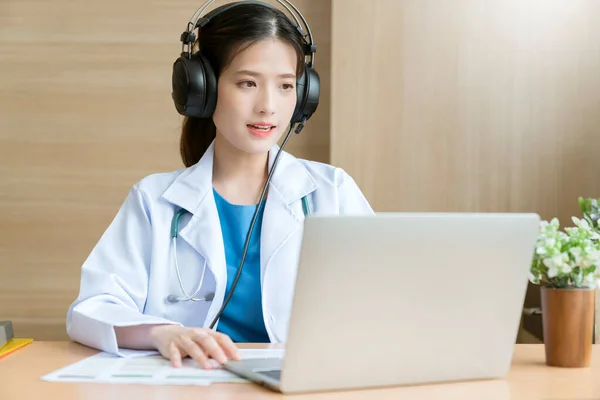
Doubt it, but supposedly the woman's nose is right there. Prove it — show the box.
[255,87,276,115]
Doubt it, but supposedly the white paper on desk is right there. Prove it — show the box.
[118,348,160,358]
[40,348,284,386]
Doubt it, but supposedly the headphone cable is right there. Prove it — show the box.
[209,121,305,329]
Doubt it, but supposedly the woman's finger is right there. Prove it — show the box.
[169,341,182,368]
[180,334,212,369]
[211,331,241,361]
[192,330,228,365]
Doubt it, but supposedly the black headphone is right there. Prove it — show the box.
[171,0,320,126]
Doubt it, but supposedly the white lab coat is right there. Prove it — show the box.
[66,141,373,356]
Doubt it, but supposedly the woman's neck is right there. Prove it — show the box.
[212,135,270,205]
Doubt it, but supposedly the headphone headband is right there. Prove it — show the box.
[180,0,316,68]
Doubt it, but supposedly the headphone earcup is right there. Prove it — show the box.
[171,53,218,118]
[292,64,320,125]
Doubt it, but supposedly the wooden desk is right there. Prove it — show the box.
[1,342,599,399]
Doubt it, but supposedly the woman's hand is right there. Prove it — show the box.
[150,325,241,369]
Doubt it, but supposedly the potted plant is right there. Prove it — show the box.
[529,214,600,367]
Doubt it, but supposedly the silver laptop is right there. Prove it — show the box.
[223,212,540,394]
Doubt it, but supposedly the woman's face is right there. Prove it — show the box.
[212,38,298,155]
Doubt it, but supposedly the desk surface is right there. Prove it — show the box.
[0,342,599,399]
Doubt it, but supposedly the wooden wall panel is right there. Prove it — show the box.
[331,0,600,342]
[331,0,600,217]
[0,0,331,340]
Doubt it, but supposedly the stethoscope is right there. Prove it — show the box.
[165,194,311,305]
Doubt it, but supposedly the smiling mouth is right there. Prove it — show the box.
[247,124,275,131]
[247,124,276,137]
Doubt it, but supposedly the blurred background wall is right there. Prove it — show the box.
[330,0,600,343]
[1,0,599,342]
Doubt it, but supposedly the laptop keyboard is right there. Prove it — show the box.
[256,369,281,381]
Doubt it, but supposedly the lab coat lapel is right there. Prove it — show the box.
[161,142,318,305]
[260,146,317,281]
[161,142,227,300]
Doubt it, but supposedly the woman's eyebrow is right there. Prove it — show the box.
[234,69,296,79]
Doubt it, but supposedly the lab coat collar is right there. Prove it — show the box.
[161,140,318,214]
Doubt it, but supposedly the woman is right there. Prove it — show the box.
[66,1,373,370]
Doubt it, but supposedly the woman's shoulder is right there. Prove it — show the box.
[294,157,356,189]
[129,168,187,199]
[294,156,373,213]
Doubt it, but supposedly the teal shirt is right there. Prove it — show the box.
[213,188,270,343]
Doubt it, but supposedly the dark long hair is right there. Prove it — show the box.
[179,3,306,167]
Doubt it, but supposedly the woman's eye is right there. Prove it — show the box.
[282,83,295,90]
[239,81,256,88]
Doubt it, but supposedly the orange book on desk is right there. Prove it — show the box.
[0,338,33,359]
